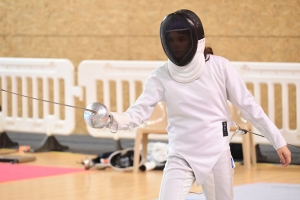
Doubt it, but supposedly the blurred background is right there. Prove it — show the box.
[0,1,299,159]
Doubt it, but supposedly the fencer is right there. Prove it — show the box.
[85,9,291,200]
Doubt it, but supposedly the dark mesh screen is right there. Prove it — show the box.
[160,14,198,66]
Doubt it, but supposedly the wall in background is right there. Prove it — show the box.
[1,0,299,65]
[0,0,299,134]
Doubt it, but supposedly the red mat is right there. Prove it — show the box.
[0,163,84,183]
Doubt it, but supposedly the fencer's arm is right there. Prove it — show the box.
[108,70,164,132]
[226,69,291,166]
[224,59,287,150]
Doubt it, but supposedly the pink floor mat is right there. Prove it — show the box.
[0,163,84,183]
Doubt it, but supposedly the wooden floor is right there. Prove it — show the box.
[0,150,299,200]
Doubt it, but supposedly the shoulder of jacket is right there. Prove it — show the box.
[153,62,168,74]
[208,54,230,64]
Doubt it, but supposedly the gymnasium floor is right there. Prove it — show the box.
[0,148,300,200]
[1,132,300,200]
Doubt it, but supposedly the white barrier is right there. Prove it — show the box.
[78,60,300,146]
[0,58,82,135]
[0,58,299,146]
[78,60,165,139]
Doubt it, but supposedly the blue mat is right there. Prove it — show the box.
[185,183,300,200]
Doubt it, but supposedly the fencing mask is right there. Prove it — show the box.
[160,9,206,83]
[160,9,205,67]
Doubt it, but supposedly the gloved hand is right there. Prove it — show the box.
[107,112,131,132]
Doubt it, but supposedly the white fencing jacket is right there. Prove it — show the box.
[111,55,287,185]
